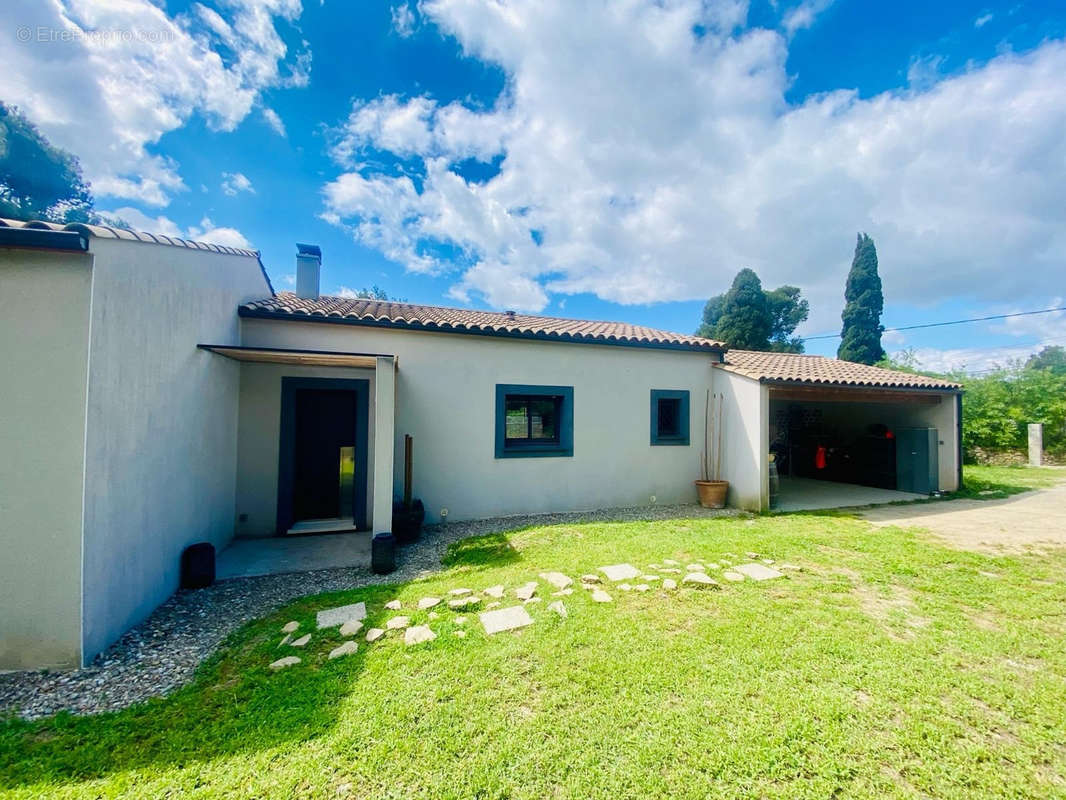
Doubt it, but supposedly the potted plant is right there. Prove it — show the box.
[695,390,729,508]
[392,434,425,543]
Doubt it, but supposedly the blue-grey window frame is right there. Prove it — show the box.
[650,389,690,446]
[495,384,574,458]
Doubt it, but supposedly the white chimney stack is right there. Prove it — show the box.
[295,243,321,300]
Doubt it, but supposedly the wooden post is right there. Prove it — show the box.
[1028,423,1043,467]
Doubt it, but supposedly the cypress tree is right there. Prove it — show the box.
[838,233,885,364]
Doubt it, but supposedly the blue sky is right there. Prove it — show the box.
[3,0,1065,370]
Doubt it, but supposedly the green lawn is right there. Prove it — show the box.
[2,468,1065,799]
[957,464,1064,499]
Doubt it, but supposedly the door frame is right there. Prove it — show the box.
[276,377,370,534]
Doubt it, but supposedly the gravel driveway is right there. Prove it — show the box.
[0,503,735,721]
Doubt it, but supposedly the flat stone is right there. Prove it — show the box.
[479,605,535,635]
[618,583,633,591]
[483,585,505,598]
[548,600,567,618]
[580,574,601,584]
[448,596,481,609]
[428,611,440,620]
[762,559,775,565]
[316,602,368,629]
[552,588,574,596]
[485,601,502,609]
[704,563,720,570]
[281,621,300,634]
[662,559,680,566]
[647,564,662,570]
[660,567,682,574]
[686,564,705,572]
[524,596,542,604]
[634,584,650,592]
[290,633,311,647]
[663,578,677,590]
[384,600,402,611]
[455,630,467,638]
[978,570,1000,579]
[386,616,410,630]
[404,625,437,646]
[599,563,641,582]
[642,575,660,581]
[270,656,301,670]
[540,571,574,590]
[455,616,467,625]
[779,563,803,572]
[722,571,745,582]
[746,552,760,559]
[328,641,359,660]
[449,588,473,597]
[418,597,442,610]
[515,582,538,601]
[591,589,613,603]
[365,627,386,642]
[734,562,785,581]
[682,572,721,589]
[278,634,292,647]
[339,619,364,637]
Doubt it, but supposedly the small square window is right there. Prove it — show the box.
[650,389,689,445]
[496,385,574,458]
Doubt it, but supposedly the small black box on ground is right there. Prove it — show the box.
[371,532,397,574]
[181,542,216,589]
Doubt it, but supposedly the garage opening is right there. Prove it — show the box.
[768,385,947,511]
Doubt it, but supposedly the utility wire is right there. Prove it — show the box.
[803,306,1066,341]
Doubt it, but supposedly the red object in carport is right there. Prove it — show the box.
[815,446,827,470]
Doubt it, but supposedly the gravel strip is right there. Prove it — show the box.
[0,503,737,721]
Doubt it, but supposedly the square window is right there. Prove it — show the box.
[496,385,574,458]
[651,389,689,445]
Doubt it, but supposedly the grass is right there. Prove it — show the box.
[1,468,1065,799]
[956,464,1064,499]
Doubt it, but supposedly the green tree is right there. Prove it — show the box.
[838,233,885,364]
[697,270,807,352]
[1026,345,1066,375]
[0,102,94,222]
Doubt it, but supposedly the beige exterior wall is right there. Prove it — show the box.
[239,318,718,524]
[0,249,92,669]
[78,239,271,662]
[710,369,769,511]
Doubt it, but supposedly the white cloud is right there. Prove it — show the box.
[391,3,417,37]
[104,206,252,249]
[0,0,309,206]
[262,107,287,137]
[782,0,835,37]
[221,171,256,196]
[320,1,1066,320]
[281,273,296,286]
[975,12,994,28]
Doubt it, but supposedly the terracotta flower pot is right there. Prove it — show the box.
[694,480,729,509]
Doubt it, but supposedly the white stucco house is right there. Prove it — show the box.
[0,218,962,670]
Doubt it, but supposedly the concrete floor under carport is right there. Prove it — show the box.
[216,530,371,579]
[773,476,925,512]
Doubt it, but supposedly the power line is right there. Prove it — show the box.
[803,306,1066,341]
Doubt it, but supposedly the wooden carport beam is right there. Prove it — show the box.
[767,384,943,405]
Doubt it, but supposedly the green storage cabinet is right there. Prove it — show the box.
[896,428,939,494]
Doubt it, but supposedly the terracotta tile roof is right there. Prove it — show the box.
[240,292,725,352]
[716,350,961,390]
[0,217,259,258]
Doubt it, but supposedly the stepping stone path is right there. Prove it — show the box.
[449,596,480,609]
[329,641,358,660]
[449,588,473,597]
[365,628,385,642]
[591,589,612,603]
[540,572,573,590]
[682,573,720,589]
[485,601,502,609]
[279,634,292,647]
[548,600,567,618]
[418,597,442,610]
[663,578,677,590]
[317,602,367,629]
[290,634,312,647]
[515,582,539,601]
[384,600,402,611]
[270,656,301,670]
[581,574,601,584]
[405,625,437,646]
[339,619,363,637]
[480,605,534,635]
[722,571,744,582]
[386,616,410,631]
[599,563,641,582]
[281,621,300,634]
[734,563,785,581]
[483,585,505,598]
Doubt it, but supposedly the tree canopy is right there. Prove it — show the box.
[1026,345,1066,375]
[0,102,94,223]
[837,233,885,364]
[697,268,808,352]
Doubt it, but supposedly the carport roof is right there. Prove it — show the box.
[716,350,962,391]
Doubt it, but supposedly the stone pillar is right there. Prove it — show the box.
[1028,423,1043,467]
[372,357,396,531]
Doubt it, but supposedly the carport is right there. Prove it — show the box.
[713,351,963,512]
